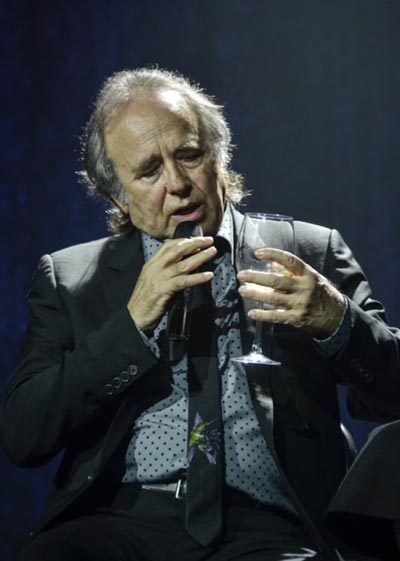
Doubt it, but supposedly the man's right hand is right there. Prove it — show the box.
[127,236,217,332]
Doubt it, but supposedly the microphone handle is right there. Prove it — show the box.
[167,287,192,365]
[167,221,203,365]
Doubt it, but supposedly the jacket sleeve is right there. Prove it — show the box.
[0,253,159,467]
[324,228,400,421]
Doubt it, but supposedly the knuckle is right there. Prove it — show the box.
[270,312,279,323]
[269,292,278,305]
[270,275,280,288]
[178,239,192,251]
[295,311,308,329]
[176,260,189,274]
[163,239,174,249]
[176,276,189,290]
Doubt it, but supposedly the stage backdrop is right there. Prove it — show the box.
[1,1,399,558]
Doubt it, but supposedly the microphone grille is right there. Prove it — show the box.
[191,223,203,237]
[173,221,203,239]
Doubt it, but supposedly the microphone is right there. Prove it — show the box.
[166,221,203,365]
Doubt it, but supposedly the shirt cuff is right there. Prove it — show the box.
[313,297,351,357]
[133,321,160,358]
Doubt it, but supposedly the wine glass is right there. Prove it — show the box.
[233,212,294,366]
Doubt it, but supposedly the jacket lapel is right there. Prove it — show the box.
[101,230,144,315]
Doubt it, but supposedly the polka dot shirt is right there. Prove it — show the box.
[122,205,295,513]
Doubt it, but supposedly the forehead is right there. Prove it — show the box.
[105,92,201,157]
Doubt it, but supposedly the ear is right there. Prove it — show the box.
[110,195,129,215]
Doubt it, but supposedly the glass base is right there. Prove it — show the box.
[232,352,281,366]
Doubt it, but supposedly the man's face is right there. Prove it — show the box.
[104,91,226,239]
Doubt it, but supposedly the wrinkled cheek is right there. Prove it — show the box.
[193,162,217,192]
[127,206,143,230]
[127,200,150,228]
[128,197,168,236]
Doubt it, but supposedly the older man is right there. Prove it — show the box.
[1,68,399,561]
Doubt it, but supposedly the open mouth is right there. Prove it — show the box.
[172,204,203,220]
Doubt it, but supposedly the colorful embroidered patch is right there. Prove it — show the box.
[187,413,221,465]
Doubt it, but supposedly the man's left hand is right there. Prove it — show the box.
[237,248,346,339]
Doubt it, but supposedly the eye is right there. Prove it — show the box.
[140,166,159,179]
[178,150,204,164]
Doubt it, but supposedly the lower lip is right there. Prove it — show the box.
[172,205,204,223]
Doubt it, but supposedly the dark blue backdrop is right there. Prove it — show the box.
[1,1,399,558]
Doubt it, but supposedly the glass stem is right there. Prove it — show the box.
[251,319,264,354]
[251,300,269,355]
[250,303,275,356]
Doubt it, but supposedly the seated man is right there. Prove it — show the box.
[1,67,399,561]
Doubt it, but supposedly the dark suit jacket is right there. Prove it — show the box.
[327,421,400,559]
[1,209,400,553]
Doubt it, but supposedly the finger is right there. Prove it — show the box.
[130,266,214,331]
[173,245,218,276]
[237,270,296,292]
[170,270,214,291]
[142,238,215,283]
[248,307,292,324]
[254,248,305,276]
[238,283,291,309]
[162,236,215,264]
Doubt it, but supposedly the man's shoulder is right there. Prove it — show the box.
[293,221,340,273]
[49,235,118,262]
[41,232,140,281]
[231,207,332,235]
[294,220,332,244]
[232,207,333,245]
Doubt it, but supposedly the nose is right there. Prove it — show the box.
[164,162,191,196]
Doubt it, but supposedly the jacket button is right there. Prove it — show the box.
[113,377,123,389]
[87,472,95,481]
[128,364,138,377]
[121,371,130,383]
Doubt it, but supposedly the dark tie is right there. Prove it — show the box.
[185,279,224,547]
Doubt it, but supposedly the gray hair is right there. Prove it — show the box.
[80,67,246,233]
